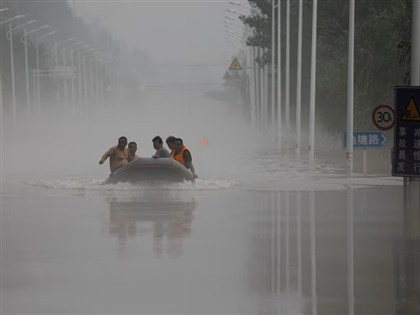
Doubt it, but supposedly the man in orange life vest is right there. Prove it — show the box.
[172,138,198,180]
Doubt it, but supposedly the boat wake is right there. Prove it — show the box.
[22,177,240,191]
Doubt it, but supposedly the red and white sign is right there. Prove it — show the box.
[372,104,395,130]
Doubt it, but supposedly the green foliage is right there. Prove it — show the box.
[239,0,272,66]
[241,0,411,134]
[317,0,411,133]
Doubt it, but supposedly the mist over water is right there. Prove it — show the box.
[3,62,272,189]
[3,56,401,192]
[1,28,399,192]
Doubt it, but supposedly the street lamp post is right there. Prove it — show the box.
[72,43,89,115]
[259,48,264,126]
[277,0,282,148]
[0,13,24,130]
[92,52,101,110]
[0,6,9,122]
[309,0,318,161]
[81,50,89,113]
[65,41,84,113]
[21,24,49,116]
[6,18,35,128]
[264,47,269,129]
[285,0,290,147]
[82,48,96,113]
[62,44,69,110]
[271,0,276,131]
[34,30,56,113]
[346,0,355,174]
[98,55,105,109]
[94,52,103,109]
[296,0,303,156]
[53,37,75,110]
[59,40,79,111]
[74,44,93,114]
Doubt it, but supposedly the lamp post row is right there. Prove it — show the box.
[227,0,319,163]
[0,10,107,131]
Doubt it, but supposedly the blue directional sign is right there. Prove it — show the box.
[343,130,388,148]
[392,86,420,177]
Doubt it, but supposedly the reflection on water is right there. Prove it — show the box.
[107,190,195,258]
[393,239,420,315]
[395,180,420,315]
[4,182,419,314]
[246,188,419,315]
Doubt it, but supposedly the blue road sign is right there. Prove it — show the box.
[392,86,420,177]
[343,130,388,148]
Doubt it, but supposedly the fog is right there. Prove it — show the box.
[2,0,348,187]
[69,0,234,64]
[2,0,397,190]
[3,63,269,184]
[2,1,265,182]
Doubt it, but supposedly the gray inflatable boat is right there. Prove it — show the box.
[104,158,193,184]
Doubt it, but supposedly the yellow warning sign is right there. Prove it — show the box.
[402,96,420,121]
[229,58,242,71]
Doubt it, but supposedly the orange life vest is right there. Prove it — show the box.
[173,145,188,166]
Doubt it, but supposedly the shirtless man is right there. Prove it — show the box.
[99,136,129,173]
[127,141,140,162]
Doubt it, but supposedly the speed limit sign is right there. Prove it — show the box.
[372,105,395,130]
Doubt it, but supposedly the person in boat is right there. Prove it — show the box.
[99,136,129,173]
[127,141,140,162]
[152,136,170,158]
[172,138,198,179]
[166,136,176,157]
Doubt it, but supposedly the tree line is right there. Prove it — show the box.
[239,0,411,134]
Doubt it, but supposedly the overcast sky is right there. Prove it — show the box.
[70,0,248,65]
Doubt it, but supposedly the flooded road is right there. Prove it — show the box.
[2,175,419,314]
[2,69,419,314]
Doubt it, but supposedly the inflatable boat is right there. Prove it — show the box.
[103,158,194,184]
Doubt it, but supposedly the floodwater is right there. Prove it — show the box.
[2,158,419,314]
[2,66,419,315]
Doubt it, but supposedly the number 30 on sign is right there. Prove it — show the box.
[372,104,395,131]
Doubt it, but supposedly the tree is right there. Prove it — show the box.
[240,0,411,134]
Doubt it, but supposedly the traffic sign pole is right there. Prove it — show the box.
[343,130,387,175]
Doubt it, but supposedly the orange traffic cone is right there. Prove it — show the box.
[200,137,209,145]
